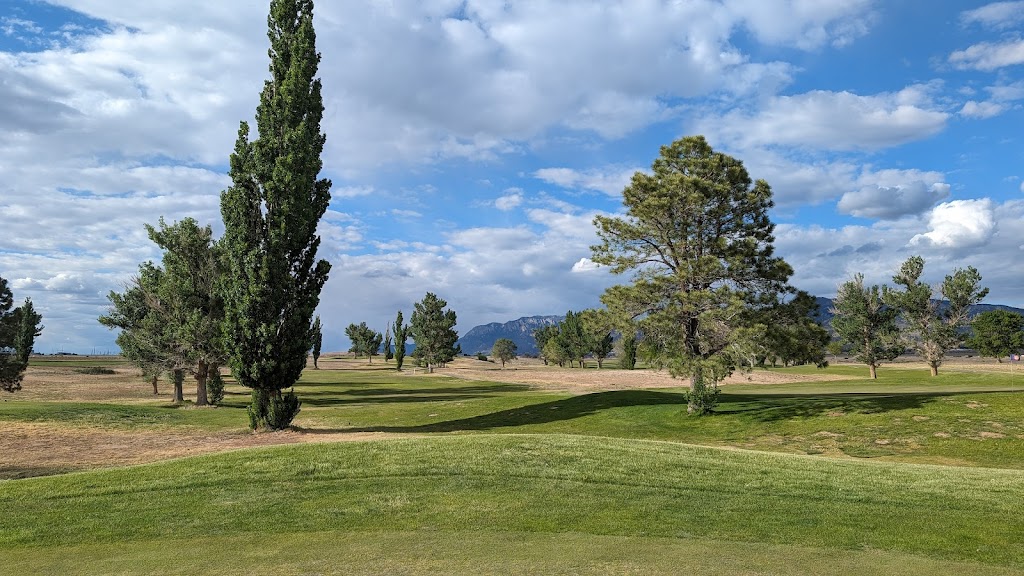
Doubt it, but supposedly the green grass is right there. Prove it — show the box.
[1,435,1022,573]
[6,362,1024,572]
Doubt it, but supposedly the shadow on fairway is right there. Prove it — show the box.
[717,390,1009,422]
[297,384,533,407]
[329,390,687,433]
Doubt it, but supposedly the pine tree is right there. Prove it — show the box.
[311,315,323,369]
[393,310,408,371]
[219,0,331,429]
[592,137,792,413]
[383,326,394,363]
[831,274,903,379]
[1,276,43,393]
[410,293,460,373]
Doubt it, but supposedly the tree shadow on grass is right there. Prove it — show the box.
[296,384,534,407]
[322,390,687,433]
[717,389,1010,423]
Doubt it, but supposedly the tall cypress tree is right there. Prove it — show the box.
[220,0,331,430]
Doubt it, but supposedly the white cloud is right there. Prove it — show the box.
[838,181,950,219]
[534,166,640,196]
[334,186,375,198]
[910,199,996,250]
[725,0,875,49]
[1020,181,1024,193]
[697,86,949,151]
[777,199,1024,306]
[494,191,523,211]
[571,258,602,273]
[390,209,422,219]
[950,40,1024,71]
[960,2,1024,29]
[960,100,1006,119]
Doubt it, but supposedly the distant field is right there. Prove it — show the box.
[2,355,1023,573]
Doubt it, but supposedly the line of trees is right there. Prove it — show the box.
[533,309,617,369]
[831,256,988,378]
[99,0,331,430]
[0,275,44,393]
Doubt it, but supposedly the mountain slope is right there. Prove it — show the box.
[455,315,563,355]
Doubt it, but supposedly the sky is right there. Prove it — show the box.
[1,0,1023,354]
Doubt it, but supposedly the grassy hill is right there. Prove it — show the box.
[3,357,1024,574]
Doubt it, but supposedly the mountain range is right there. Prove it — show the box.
[456,298,1024,356]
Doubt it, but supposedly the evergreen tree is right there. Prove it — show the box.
[410,293,460,373]
[592,136,792,413]
[967,310,1024,362]
[1,276,43,393]
[219,0,331,429]
[393,311,408,371]
[491,338,518,368]
[580,308,615,369]
[533,324,560,365]
[885,256,988,376]
[310,315,323,369]
[144,218,225,406]
[557,310,591,368]
[831,274,903,379]
[14,298,43,367]
[764,291,830,368]
[618,332,638,370]
[100,264,173,397]
[383,326,393,362]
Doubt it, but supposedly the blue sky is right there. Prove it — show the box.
[1,1,1023,353]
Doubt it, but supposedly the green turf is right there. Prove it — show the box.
[1,435,1023,571]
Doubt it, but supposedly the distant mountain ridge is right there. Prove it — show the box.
[457,299,1024,356]
[455,315,563,356]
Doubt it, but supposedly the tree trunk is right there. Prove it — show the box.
[687,365,703,414]
[597,358,603,369]
[151,375,159,395]
[195,360,209,406]
[930,363,939,377]
[172,369,184,404]
[869,364,877,379]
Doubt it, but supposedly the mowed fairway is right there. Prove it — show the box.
[2,356,1024,574]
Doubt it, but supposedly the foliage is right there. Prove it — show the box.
[310,316,323,369]
[885,256,988,376]
[383,326,394,362]
[580,308,615,368]
[410,293,460,372]
[99,264,172,396]
[393,311,409,370]
[144,217,226,406]
[618,332,638,370]
[541,339,569,367]
[74,367,118,375]
[219,0,331,430]
[1,276,43,393]
[206,365,225,406]
[476,353,489,362]
[345,322,382,363]
[764,291,830,368]
[592,136,792,413]
[831,274,903,379]
[967,310,1024,361]
[247,388,301,431]
[491,338,518,368]
[556,310,591,368]
[532,324,560,365]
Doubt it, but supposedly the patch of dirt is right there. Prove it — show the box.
[933,432,951,438]
[874,439,891,445]
[813,431,842,438]
[428,358,854,393]
[978,431,1006,439]
[0,421,408,480]
[965,401,989,409]
[912,416,930,422]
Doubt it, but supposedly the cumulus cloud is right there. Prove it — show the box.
[533,166,640,196]
[950,40,1024,71]
[725,0,875,49]
[697,85,949,151]
[960,100,1006,118]
[960,1,1024,29]
[910,199,996,250]
[839,182,951,219]
[494,191,523,211]
[571,258,602,273]
[777,199,1024,306]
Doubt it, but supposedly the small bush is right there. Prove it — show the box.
[476,353,488,361]
[248,389,301,430]
[207,370,225,405]
[75,367,117,375]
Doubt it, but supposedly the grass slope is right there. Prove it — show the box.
[2,435,1023,572]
